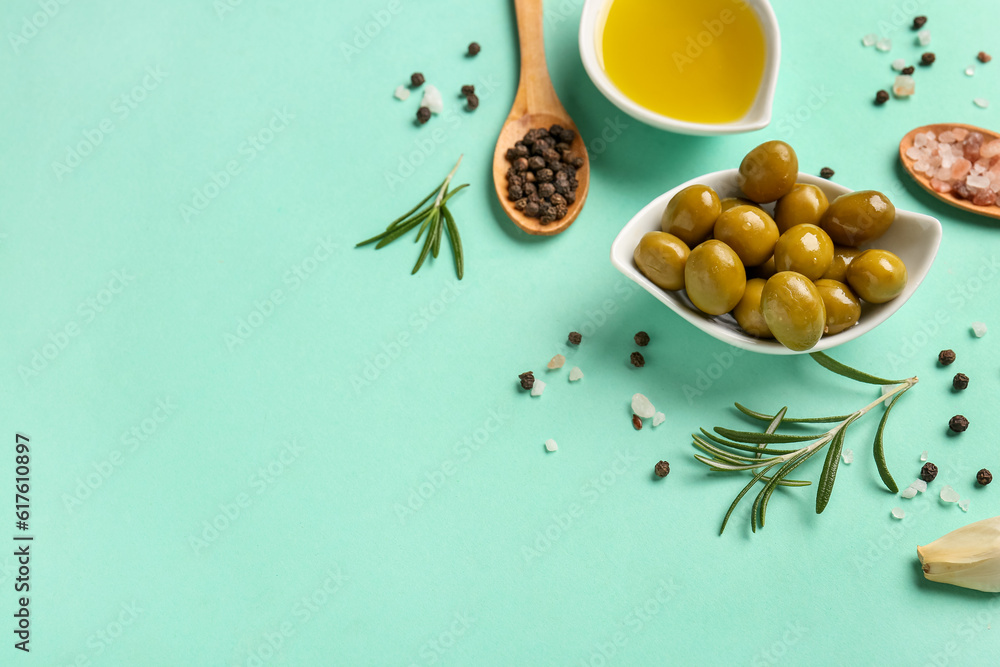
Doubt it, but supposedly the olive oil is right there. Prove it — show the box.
[600,0,766,124]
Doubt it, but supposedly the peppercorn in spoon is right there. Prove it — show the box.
[492,0,590,236]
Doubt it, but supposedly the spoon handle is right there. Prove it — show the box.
[512,0,561,117]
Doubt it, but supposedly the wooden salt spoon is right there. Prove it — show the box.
[492,0,590,236]
[899,122,1000,221]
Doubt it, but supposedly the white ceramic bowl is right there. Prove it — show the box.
[610,170,943,354]
[578,0,781,135]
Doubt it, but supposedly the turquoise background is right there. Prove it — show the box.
[2,0,999,664]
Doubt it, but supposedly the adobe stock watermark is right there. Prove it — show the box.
[236,565,347,667]
[51,65,168,181]
[224,236,338,351]
[62,397,179,513]
[8,0,73,54]
[339,0,404,63]
[405,612,475,667]
[775,86,834,139]
[579,579,680,667]
[680,346,746,405]
[188,439,304,555]
[672,1,749,72]
[586,116,629,159]
[179,108,294,223]
[923,595,1000,667]
[350,278,466,393]
[18,268,136,384]
[214,0,249,20]
[751,622,809,667]
[393,404,513,524]
[59,601,143,667]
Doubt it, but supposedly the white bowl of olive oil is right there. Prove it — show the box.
[579,0,781,135]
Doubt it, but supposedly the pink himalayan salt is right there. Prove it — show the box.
[982,139,1000,158]
[952,127,970,141]
[930,178,952,193]
[951,158,972,180]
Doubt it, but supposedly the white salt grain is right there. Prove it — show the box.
[545,438,558,452]
[420,84,443,114]
[531,380,546,397]
[900,487,918,499]
[631,393,655,419]
[974,98,990,109]
[912,479,927,493]
[892,58,906,71]
[972,321,988,337]
[917,29,931,46]
[920,450,928,462]
[959,498,970,512]
[966,66,976,77]
[568,366,583,381]
[652,412,665,427]
[892,507,905,519]
[876,38,892,52]
[893,75,915,97]
[394,85,410,101]
[940,485,960,503]
[842,449,854,465]
[548,354,566,370]
[862,33,878,47]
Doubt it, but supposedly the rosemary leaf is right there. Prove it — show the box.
[697,429,798,455]
[816,422,851,514]
[809,351,905,386]
[412,211,436,274]
[713,427,820,445]
[735,402,852,424]
[759,445,825,528]
[385,182,441,231]
[441,205,463,280]
[721,465,776,535]
[873,393,904,494]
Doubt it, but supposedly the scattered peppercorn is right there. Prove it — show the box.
[938,349,956,365]
[568,331,582,345]
[977,468,993,486]
[461,85,475,97]
[978,51,992,64]
[654,461,670,478]
[921,462,939,483]
[920,52,936,66]
[503,125,582,223]
[518,371,535,390]
[953,373,969,390]
[901,65,915,75]
[875,90,890,105]
[949,415,969,433]
[416,106,431,124]
[632,414,642,430]
[410,72,425,87]
[630,351,645,368]
[820,167,835,179]
[634,331,650,346]
[912,16,927,30]
[467,42,481,56]
[466,93,479,110]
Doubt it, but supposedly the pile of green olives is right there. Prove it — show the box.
[633,140,909,351]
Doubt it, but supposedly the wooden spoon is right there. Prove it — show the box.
[492,0,590,236]
[899,122,1000,220]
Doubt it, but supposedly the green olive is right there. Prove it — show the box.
[684,240,747,315]
[633,231,690,291]
[733,278,773,338]
[754,255,776,279]
[773,224,834,281]
[661,184,722,246]
[737,140,799,203]
[846,249,908,303]
[821,246,862,282]
[773,183,829,234]
[761,272,827,351]
[712,205,779,267]
[820,190,895,246]
[720,197,758,214]
[815,279,861,335]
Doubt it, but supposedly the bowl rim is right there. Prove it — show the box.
[610,169,944,355]
[578,0,782,136]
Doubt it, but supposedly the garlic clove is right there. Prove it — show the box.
[917,516,1000,592]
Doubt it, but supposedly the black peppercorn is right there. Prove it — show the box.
[467,42,481,56]
[514,198,528,211]
[538,182,555,198]
[524,201,540,218]
[977,469,993,485]
[632,414,642,430]
[508,186,524,201]
[461,85,475,97]
[571,157,585,169]
[630,351,645,368]
[874,90,890,105]
[518,371,534,390]
[568,331,582,345]
[654,461,670,478]
[920,52,935,66]
[820,167,835,179]
[527,156,545,171]
[549,193,566,208]
[552,204,568,219]
[539,213,556,225]
[938,349,956,365]
[978,51,992,64]
[411,72,425,87]
[536,168,554,183]
[634,331,650,346]
[524,171,535,183]
[465,93,479,110]
[912,16,927,30]
[523,182,536,196]
[513,157,529,173]
[953,373,969,390]
[949,415,969,433]
[514,143,529,158]
[416,106,431,124]
[920,462,938,483]
[901,65,915,75]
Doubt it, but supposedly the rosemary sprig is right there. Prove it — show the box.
[357,155,466,279]
[696,352,919,534]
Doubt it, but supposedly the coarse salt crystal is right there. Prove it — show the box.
[876,38,892,52]
[981,140,1000,158]
[938,131,956,144]
[901,487,918,499]
[394,85,410,101]
[906,146,924,160]
[913,160,931,173]
[881,385,896,404]
[912,479,927,493]
[631,393,655,419]
[959,498,970,512]
[420,84,444,114]
[967,174,991,189]
[917,29,931,46]
[966,66,976,77]
[862,33,878,47]
[972,322,987,337]
[974,98,990,109]
[893,75,915,97]
[914,133,929,148]
[920,450,928,462]
[842,448,854,465]
[952,127,969,141]
[892,507,905,519]
[940,485,960,503]
[531,380,546,397]
[652,412,665,427]
[892,58,906,71]
[548,354,565,370]
[568,366,583,381]
[545,438,558,452]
